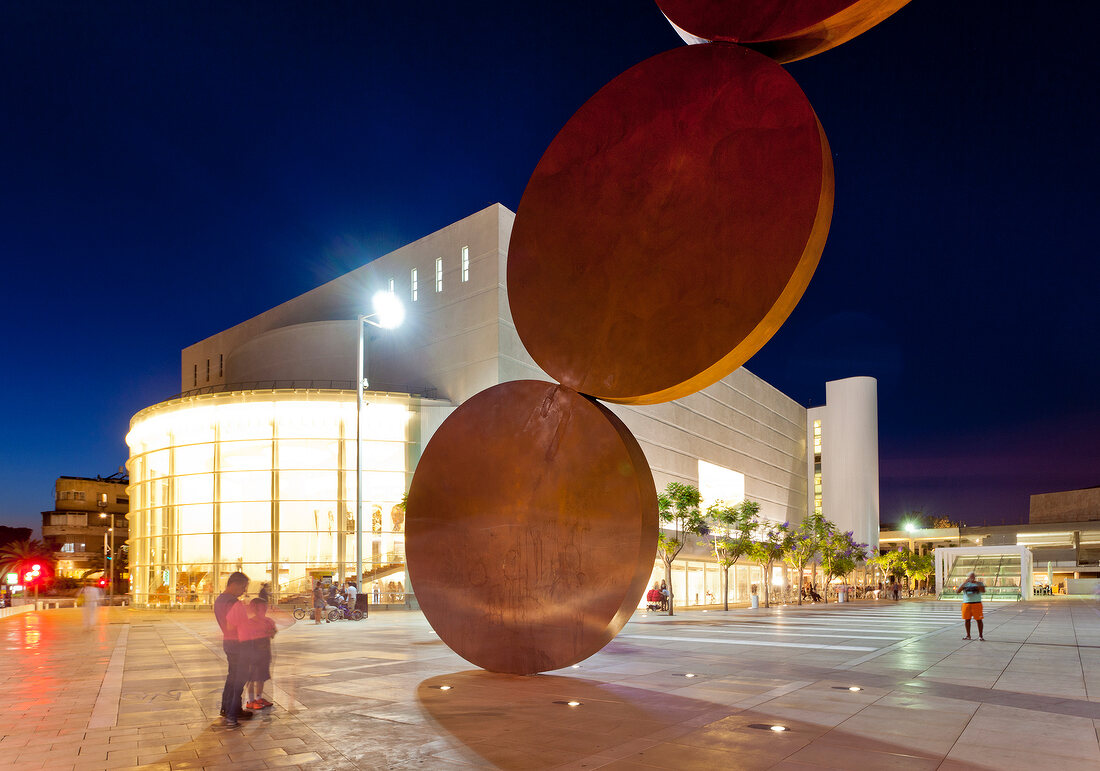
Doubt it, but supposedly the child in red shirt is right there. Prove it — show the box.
[240,598,277,710]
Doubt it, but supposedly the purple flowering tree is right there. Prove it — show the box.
[820,529,868,601]
[784,512,829,605]
[746,521,792,608]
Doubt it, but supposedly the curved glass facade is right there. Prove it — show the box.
[126,389,440,607]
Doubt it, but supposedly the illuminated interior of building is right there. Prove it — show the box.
[125,389,436,606]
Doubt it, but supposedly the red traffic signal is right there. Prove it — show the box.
[98,578,107,587]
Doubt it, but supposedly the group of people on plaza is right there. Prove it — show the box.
[215,572,277,728]
[645,580,670,611]
[311,579,360,624]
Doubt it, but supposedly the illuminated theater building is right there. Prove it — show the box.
[126,204,880,607]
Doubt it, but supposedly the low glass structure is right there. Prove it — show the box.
[125,388,447,606]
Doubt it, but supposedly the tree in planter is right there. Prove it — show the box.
[746,520,792,608]
[820,530,868,602]
[702,499,758,611]
[657,482,707,616]
[785,512,828,605]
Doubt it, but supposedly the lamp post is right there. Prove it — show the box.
[99,502,115,606]
[355,291,405,603]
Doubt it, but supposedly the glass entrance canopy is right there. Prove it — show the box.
[125,388,448,606]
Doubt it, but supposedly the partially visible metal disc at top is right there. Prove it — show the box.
[508,43,833,404]
[657,0,911,63]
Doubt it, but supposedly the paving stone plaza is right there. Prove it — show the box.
[2,599,1100,770]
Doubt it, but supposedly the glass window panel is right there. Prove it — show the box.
[220,501,271,532]
[279,470,338,501]
[361,403,410,441]
[278,439,339,470]
[176,503,213,535]
[219,441,271,471]
[171,409,216,445]
[216,404,274,441]
[174,443,214,474]
[175,474,214,505]
[219,534,272,564]
[362,471,405,502]
[178,534,214,564]
[145,450,170,480]
[360,440,404,472]
[219,470,271,502]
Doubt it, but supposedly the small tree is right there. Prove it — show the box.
[703,499,758,611]
[821,530,867,602]
[900,550,934,596]
[657,482,707,616]
[785,512,828,605]
[746,521,791,608]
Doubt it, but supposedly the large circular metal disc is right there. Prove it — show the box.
[507,43,833,405]
[657,0,911,63]
[405,380,657,675]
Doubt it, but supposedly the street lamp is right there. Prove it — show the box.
[356,291,405,602]
[99,507,115,606]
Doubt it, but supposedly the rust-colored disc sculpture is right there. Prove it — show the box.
[405,380,657,675]
[507,43,833,405]
[656,0,910,63]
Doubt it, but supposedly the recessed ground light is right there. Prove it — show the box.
[429,685,453,691]
[748,724,792,732]
[702,610,708,613]
[684,673,697,678]
[553,700,582,706]
[848,686,862,692]
[571,665,580,669]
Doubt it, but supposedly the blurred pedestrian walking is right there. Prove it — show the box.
[78,584,102,630]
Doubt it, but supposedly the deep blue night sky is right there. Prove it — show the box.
[1,2,1097,532]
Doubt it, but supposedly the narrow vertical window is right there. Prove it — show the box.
[193,364,197,387]
[206,359,210,382]
[388,277,395,294]
[461,245,469,282]
[435,257,443,292]
[410,268,418,301]
[219,354,223,377]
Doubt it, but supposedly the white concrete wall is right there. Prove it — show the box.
[181,203,812,528]
[819,377,880,552]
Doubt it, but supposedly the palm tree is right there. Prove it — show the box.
[0,540,54,600]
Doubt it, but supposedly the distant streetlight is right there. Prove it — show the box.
[903,522,917,533]
[98,492,115,606]
[356,291,405,599]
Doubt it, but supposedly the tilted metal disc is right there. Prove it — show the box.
[405,380,657,675]
[508,43,833,404]
[657,0,911,63]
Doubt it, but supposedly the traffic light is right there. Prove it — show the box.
[98,578,107,587]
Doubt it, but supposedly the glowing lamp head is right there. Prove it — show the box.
[371,291,405,329]
[31,564,40,571]
[903,522,916,533]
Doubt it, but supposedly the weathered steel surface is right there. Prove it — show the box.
[507,43,832,405]
[405,380,657,675]
[656,0,910,63]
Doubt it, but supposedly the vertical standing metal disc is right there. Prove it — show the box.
[507,43,833,405]
[405,380,657,675]
[657,0,911,63]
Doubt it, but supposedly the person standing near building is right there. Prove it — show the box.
[214,571,252,727]
[312,581,325,625]
[956,572,986,641]
[345,580,358,611]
